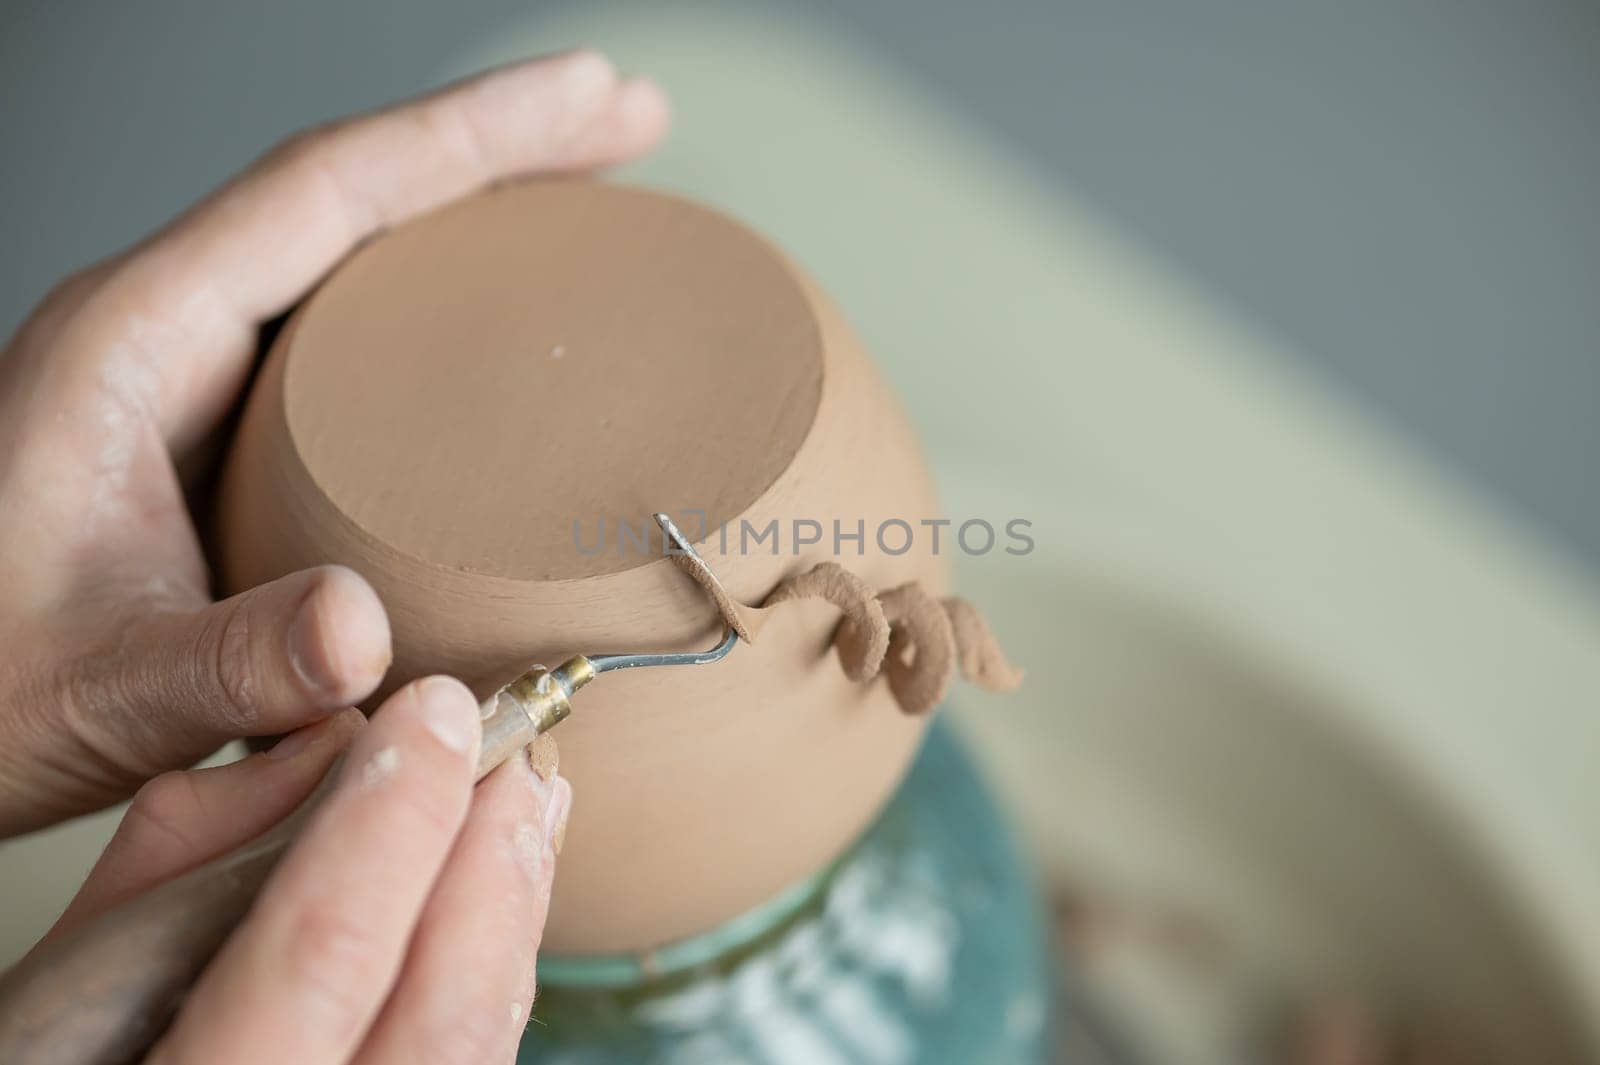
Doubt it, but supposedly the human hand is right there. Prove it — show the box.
[0,52,667,835]
[28,676,571,1064]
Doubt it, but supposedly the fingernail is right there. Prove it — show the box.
[416,676,478,755]
[559,50,614,101]
[287,591,338,698]
[265,722,323,760]
[544,777,572,856]
[613,76,662,123]
[270,707,363,760]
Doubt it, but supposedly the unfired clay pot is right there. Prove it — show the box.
[215,181,944,955]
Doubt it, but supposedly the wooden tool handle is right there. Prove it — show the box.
[0,674,569,1065]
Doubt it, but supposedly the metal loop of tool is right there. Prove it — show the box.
[587,626,739,675]
[584,510,740,674]
[0,507,750,1065]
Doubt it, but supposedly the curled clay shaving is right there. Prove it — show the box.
[757,564,1024,715]
[878,583,957,715]
[941,596,1027,691]
[526,732,566,854]
[666,551,1021,714]
[761,562,889,682]
[667,547,756,644]
[527,732,560,781]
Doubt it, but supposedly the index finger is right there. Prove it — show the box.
[71,51,668,451]
[147,676,483,1065]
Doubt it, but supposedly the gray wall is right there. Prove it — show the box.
[4,0,1597,566]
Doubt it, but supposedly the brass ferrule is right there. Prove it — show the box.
[474,655,596,780]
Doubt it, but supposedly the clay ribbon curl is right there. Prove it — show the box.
[671,556,1023,715]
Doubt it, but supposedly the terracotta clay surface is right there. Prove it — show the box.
[283,182,823,581]
[215,181,946,954]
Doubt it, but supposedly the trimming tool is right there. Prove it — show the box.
[0,513,741,1065]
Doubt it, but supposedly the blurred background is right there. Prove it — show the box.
[3,2,1598,1063]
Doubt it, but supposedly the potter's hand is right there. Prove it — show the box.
[33,677,570,1064]
[0,52,668,835]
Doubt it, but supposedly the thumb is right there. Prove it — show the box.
[75,565,391,784]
